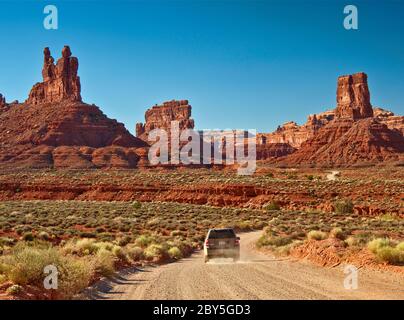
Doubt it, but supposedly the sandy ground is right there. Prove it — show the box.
[86,231,404,300]
[326,170,340,181]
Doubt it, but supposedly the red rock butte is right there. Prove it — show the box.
[136,99,194,141]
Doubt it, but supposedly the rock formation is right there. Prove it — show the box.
[279,73,404,166]
[256,143,296,160]
[136,100,194,141]
[335,72,373,119]
[0,94,5,108]
[281,118,404,166]
[26,46,81,105]
[0,46,148,169]
[257,110,335,149]
[373,107,404,136]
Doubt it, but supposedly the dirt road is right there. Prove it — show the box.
[88,231,404,300]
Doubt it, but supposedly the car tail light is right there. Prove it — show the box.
[205,240,210,248]
[235,238,240,246]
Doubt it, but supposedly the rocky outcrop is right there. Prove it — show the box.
[281,118,404,166]
[0,94,5,108]
[373,107,404,136]
[258,110,335,148]
[256,143,296,160]
[335,72,373,119]
[0,46,148,169]
[136,100,194,141]
[27,46,82,105]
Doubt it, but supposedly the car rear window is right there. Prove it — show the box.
[208,229,236,239]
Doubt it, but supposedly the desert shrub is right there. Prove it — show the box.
[307,230,328,241]
[329,227,345,240]
[6,284,23,295]
[63,238,98,256]
[22,232,34,242]
[38,231,51,241]
[135,235,154,248]
[112,245,128,262]
[306,175,314,181]
[117,236,131,247]
[127,246,144,261]
[93,249,116,277]
[367,238,404,265]
[0,237,15,246]
[256,235,292,248]
[367,238,391,253]
[334,199,354,214]
[144,244,168,262]
[264,201,280,211]
[373,247,404,265]
[345,232,374,247]
[57,255,94,298]
[396,242,404,251]
[168,247,182,260]
[0,245,62,285]
[132,201,142,209]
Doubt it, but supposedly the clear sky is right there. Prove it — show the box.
[0,0,403,134]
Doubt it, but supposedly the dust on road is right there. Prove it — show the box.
[87,231,404,300]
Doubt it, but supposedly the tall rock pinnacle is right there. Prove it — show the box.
[26,46,82,105]
[335,72,373,119]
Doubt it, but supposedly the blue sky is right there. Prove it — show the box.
[0,0,403,133]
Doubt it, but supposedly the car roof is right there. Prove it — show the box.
[209,228,234,231]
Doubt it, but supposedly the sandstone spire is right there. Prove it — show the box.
[0,94,5,108]
[27,46,81,105]
[335,72,373,119]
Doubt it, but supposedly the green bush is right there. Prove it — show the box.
[307,230,328,241]
[168,247,182,260]
[367,238,391,253]
[367,238,404,265]
[329,227,345,240]
[0,245,62,285]
[373,247,404,265]
[135,235,154,248]
[264,201,280,211]
[93,249,116,277]
[22,232,34,242]
[132,201,142,209]
[127,246,144,261]
[334,199,354,214]
[144,244,168,262]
